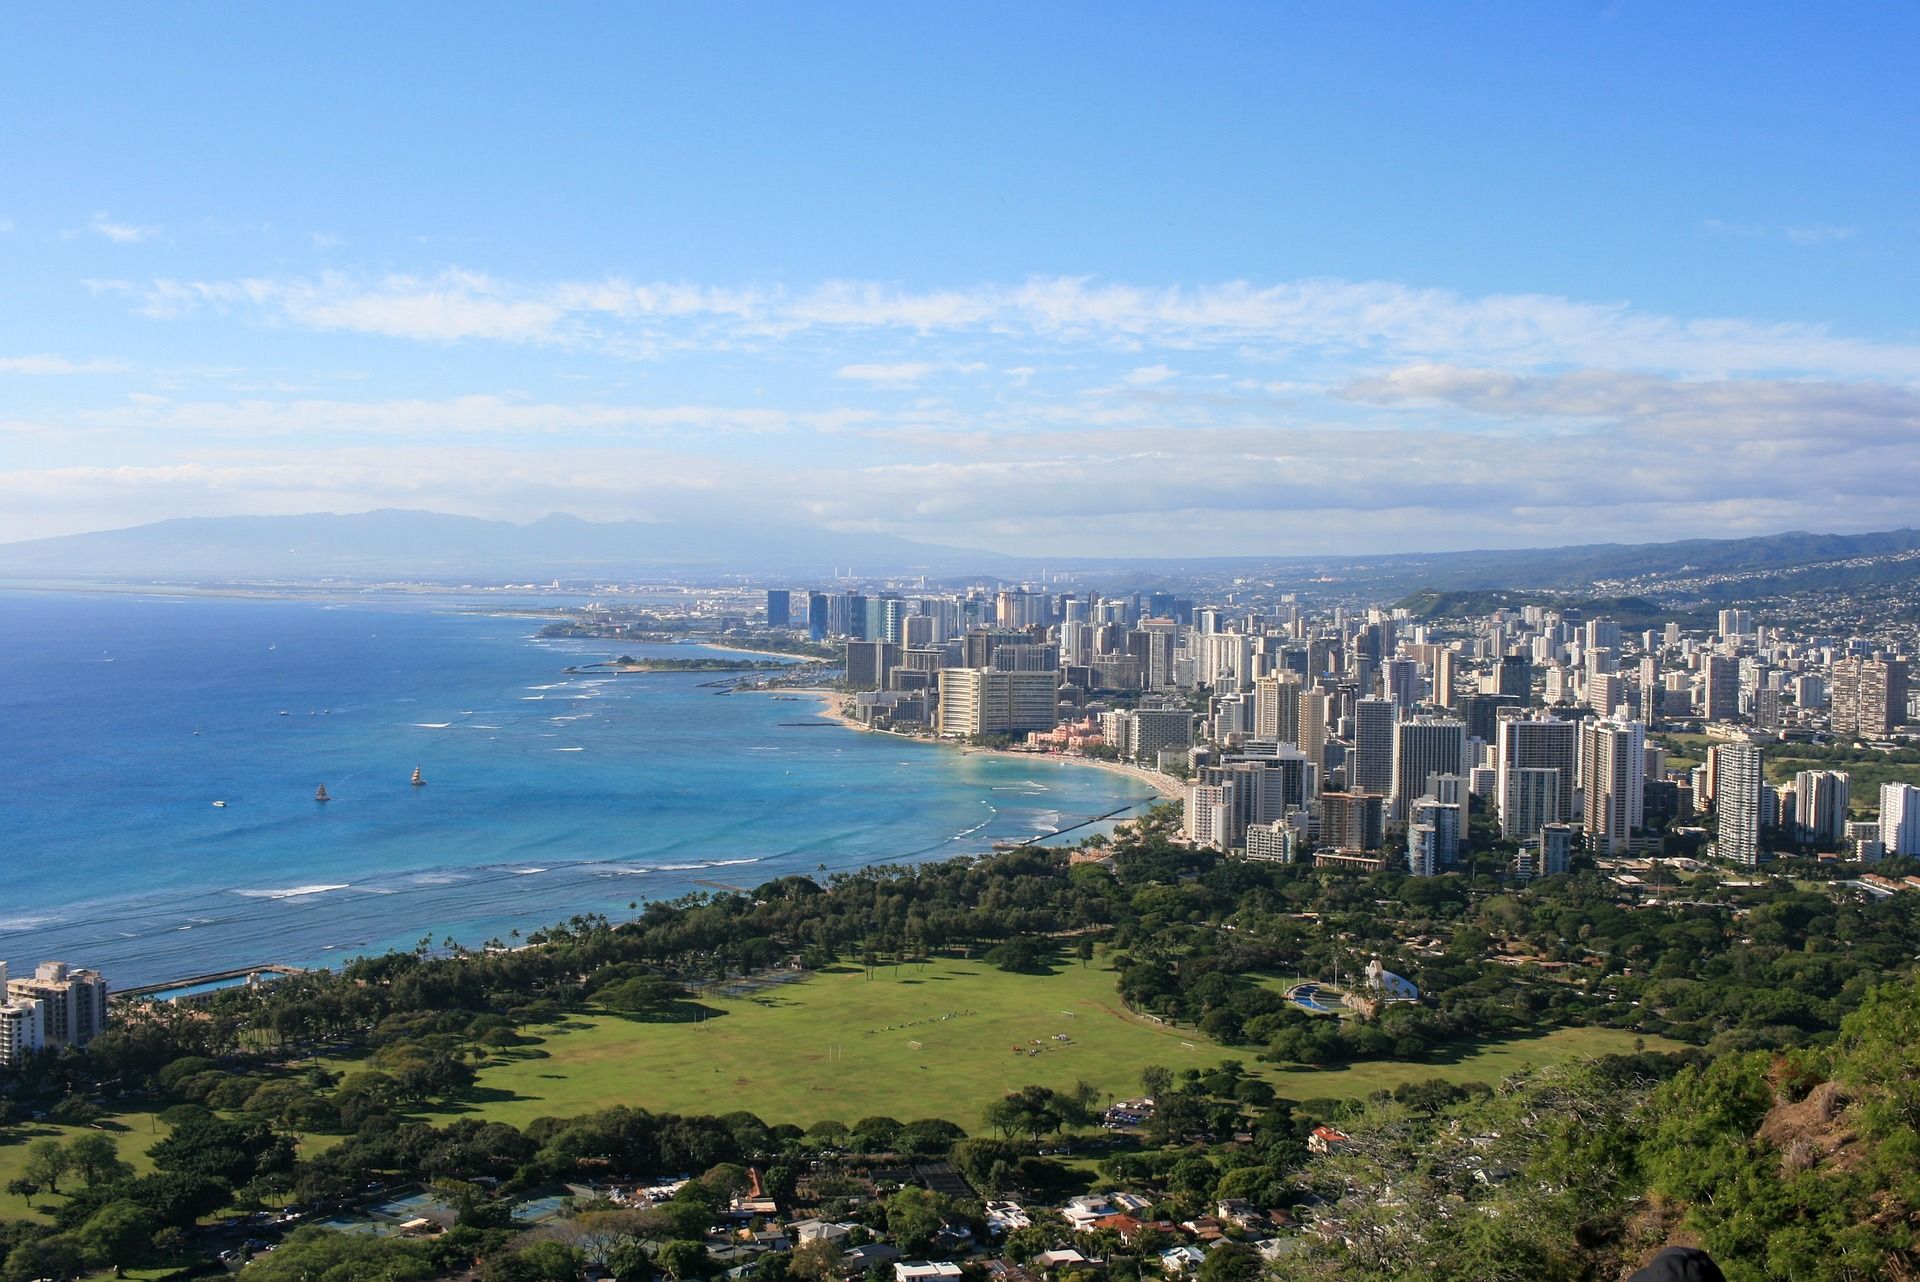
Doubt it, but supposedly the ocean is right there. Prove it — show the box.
[0,589,1155,987]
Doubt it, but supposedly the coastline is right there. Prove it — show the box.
[754,686,1186,803]
[697,640,832,663]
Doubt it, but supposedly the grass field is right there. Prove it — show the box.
[1659,733,1920,818]
[0,964,1676,1224]
[446,958,1677,1129]
[0,1109,171,1221]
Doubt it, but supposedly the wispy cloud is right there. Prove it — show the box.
[836,362,938,386]
[79,211,161,244]
[104,270,1920,379]
[1785,224,1856,245]
[1704,217,1858,247]
[0,354,124,375]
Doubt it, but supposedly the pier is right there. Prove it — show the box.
[114,964,308,1006]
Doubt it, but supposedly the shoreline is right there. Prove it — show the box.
[695,640,833,663]
[754,687,1186,803]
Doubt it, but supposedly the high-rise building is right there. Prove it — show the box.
[1185,781,1240,850]
[1496,653,1533,702]
[0,964,46,1067]
[1245,818,1304,864]
[936,668,1058,738]
[990,643,1059,673]
[1587,671,1624,718]
[1702,654,1742,723]
[1459,692,1523,744]
[1502,767,1562,842]
[1794,770,1851,847]
[765,589,791,629]
[1383,657,1422,710]
[1128,707,1197,764]
[4,962,107,1050]
[1832,657,1910,739]
[1319,791,1384,852]
[1538,823,1573,877]
[844,640,899,691]
[1351,697,1397,796]
[1495,716,1578,839]
[1300,689,1332,766]
[1188,751,1314,849]
[1715,740,1765,866]
[1252,673,1303,745]
[1390,717,1466,820]
[1409,795,1462,866]
[1433,649,1457,709]
[1407,823,1440,876]
[1638,656,1662,725]
[807,591,829,642]
[1585,618,1622,655]
[1580,719,1646,854]
[1882,782,1920,858]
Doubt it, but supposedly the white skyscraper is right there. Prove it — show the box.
[1793,770,1851,847]
[1715,741,1765,866]
[1390,716,1466,821]
[1882,782,1920,858]
[1351,696,1397,796]
[1580,718,1645,855]
[1495,716,1577,839]
[0,963,46,1067]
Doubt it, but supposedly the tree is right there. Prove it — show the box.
[1141,1065,1174,1099]
[4,1178,40,1209]
[4,1234,85,1282]
[75,1201,156,1278]
[1197,1241,1262,1282]
[659,1240,711,1281]
[885,1187,943,1254]
[243,1227,435,1282]
[787,1239,842,1282]
[67,1134,133,1189]
[24,1138,72,1195]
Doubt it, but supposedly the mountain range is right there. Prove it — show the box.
[2,510,1918,596]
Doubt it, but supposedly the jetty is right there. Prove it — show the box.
[115,964,308,1007]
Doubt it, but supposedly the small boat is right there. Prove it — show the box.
[411,766,426,787]
[212,800,227,808]
[314,784,330,803]
[279,710,290,717]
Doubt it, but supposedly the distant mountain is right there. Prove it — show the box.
[0,510,1009,581]
[1394,590,1701,628]
[1377,528,1920,591]
[3,511,1918,593]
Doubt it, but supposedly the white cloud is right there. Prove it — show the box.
[1785,224,1856,245]
[83,211,161,244]
[0,354,123,375]
[1704,218,1858,247]
[835,362,937,386]
[1124,364,1177,386]
[108,270,1920,379]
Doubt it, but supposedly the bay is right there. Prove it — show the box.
[0,589,1154,987]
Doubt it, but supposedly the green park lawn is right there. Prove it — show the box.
[0,1109,170,1222]
[444,957,1676,1130]
[1658,733,1920,818]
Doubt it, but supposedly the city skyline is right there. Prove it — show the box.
[3,5,1918,554]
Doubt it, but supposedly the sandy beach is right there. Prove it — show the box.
[698,640,836,663]
[751,687,1185,803]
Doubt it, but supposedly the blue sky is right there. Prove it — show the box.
[2,3,1916,555]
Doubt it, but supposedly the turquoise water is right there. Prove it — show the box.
[0,589,1153,986]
